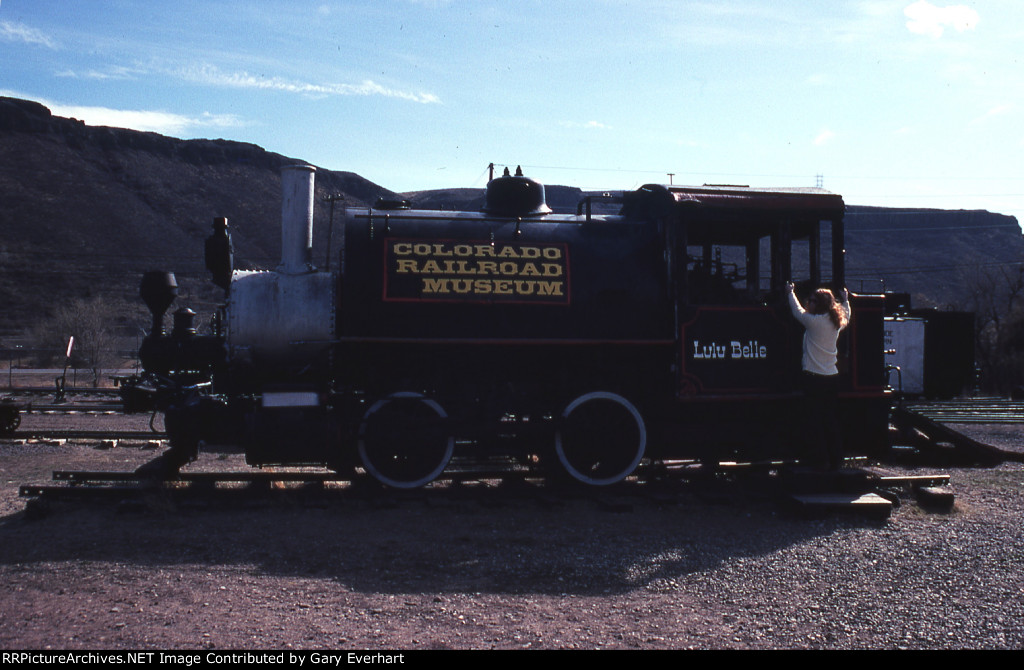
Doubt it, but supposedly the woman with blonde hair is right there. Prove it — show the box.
[786,282,851,470]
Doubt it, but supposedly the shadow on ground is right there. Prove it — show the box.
[0,478,882,596]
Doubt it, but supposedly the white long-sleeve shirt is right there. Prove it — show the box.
[788,290,851,376]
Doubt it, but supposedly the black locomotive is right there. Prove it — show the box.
[132,165,890,486]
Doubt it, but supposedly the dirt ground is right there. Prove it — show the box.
[1,409,1023,650]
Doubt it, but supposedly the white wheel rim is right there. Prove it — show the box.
[554,391,646,486]
[358,392,454,489]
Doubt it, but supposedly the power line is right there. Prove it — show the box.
[502,162,1022,183]
[847,224,1021,232]
[847,259,1024,276]
[849,193,1024,198]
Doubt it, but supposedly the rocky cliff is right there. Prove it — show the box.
[0,97,399,337]
[1,96,1021,341]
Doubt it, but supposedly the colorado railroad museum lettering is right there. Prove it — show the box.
[388,240,567,300]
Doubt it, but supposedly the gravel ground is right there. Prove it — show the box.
[0,411,1022,650]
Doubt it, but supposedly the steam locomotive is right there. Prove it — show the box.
[132,165,890,486]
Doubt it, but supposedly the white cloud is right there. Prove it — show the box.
[559,120,611,130]
[814,129,836,146]
[55,65,144,81]
[968,104,1012,128]
[904,1,979,38]
[53,60,442,105]
[50,104,248,135]
[180,64,441,104]
[0,19,58,48]
[0,90,248,135]
[403,0,455,7]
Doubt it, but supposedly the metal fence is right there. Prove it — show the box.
[1,348,140,390]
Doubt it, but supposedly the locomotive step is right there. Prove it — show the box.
[788,492,893,520]
[914,485,956,512]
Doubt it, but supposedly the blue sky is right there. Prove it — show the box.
[2,0,1022,225]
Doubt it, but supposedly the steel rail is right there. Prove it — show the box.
[9,430,166,440]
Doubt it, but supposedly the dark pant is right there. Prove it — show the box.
[800,371,843,469]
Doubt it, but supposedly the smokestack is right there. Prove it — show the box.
[280,164,316,274]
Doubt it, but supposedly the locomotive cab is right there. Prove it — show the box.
[632,184,889,462]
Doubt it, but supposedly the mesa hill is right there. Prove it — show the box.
[0,96,399,337]
[1,96,1022,341]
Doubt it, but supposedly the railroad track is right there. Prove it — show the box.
[901,399,1024,424]
[17,463,955,521]
[2,387,123,398]
[10,429,166,441]
[1,389,129,415]
[29,402,127,413]
[6,390,1023,422]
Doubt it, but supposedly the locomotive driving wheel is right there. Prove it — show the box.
[554,391,646,486]
[358,392,454,489]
